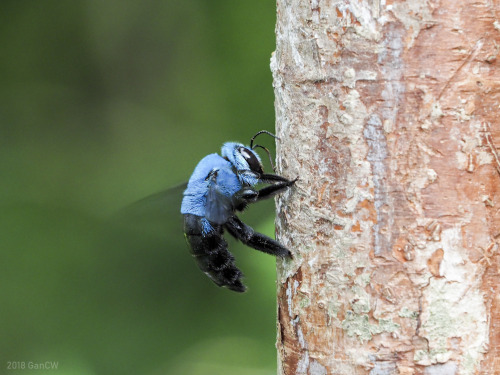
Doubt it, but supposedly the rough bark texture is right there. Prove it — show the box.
[272,1,500,374]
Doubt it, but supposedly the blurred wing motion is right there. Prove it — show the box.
[112,182,187,239]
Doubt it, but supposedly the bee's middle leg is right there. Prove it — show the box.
[224,215,291,258]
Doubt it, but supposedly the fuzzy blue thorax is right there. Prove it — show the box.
[180,153,240,217]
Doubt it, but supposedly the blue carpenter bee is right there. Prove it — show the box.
[181,131,297,292]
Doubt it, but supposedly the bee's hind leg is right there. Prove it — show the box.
[224,215,292,258]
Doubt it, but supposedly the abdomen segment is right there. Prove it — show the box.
[183,214,245,292]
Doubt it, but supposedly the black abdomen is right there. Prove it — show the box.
[183,214,245,292]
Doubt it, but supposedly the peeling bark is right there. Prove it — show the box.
[272,1,500,374]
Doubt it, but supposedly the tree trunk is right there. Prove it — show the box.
[271,1,500,374]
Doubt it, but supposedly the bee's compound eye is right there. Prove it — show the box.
[239,147,263,174]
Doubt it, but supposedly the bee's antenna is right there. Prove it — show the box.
[250,130,280,149]
[252,144,276,172]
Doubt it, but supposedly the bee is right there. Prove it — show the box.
[181,131,297,292]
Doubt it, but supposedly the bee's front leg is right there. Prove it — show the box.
[256,175,298,201]
[232,187,258,211]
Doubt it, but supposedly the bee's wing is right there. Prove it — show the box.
[205,181,233,225]
[112,182,187,237]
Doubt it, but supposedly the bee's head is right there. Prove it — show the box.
[221,143,264,174]
[221,130,279,175]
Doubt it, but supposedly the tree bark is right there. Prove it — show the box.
[272,1,500,374]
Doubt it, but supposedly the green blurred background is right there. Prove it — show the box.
[0,1,281,374]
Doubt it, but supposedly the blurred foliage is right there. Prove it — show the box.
[0,1,281,374]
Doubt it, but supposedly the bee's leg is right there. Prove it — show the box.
[256,176,298,201]
[224,215,292,258]
[232,175,296,208]
[229,187,257,212]
[184,214,246,292]
[260,173,297,184]
[233,187,258,202]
